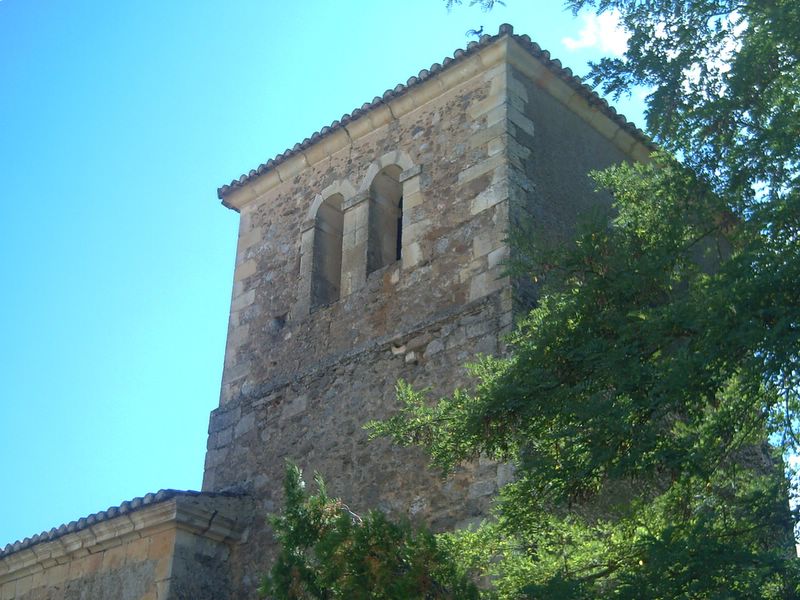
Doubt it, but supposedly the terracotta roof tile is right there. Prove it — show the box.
[217,23,653,200]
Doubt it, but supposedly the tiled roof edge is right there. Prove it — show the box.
[0,489,244,559]
[217,23,653,200]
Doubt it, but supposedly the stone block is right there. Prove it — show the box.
[508,74,529,102]
[227,324,249,349]
[469,272,491,302]
[402,242,423,269]
[457,153,504,186]
[282,394,308,420]
[230,288,255,313]
[488,137,504,157]
[466,319,493,339]
[205,447,229,470]
[122,539,148,564]
[507,140,531,170]
[237,227,263,253]
[425,338,444,356]
[156,580,170,600]
[399,164,421,182]
[509,91,526,112]
[406,333,431,351]
[403,218,431,243]
[468,480,496,499]
[216,426,233,447]
[508,105,535,137]
[487,245,508,269]
[47,562,68,586]
[497,462,516,487]
[209,406,241,433]
[403,190,424,211]
[148,531,175,562]
[234,411,256,438]
[467,121,505,150]
[474,333,498,355]
[14,576,32,597]
[343,191,369,211]
[470,183,507,216]
[472,232,496,258]
[0,581,14,600]
[234,259,257,282]
[29,570,45,592]
[485,103,506,128]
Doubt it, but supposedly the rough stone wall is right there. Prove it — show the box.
[0,530,172,600]
[504,49,649,311]
[211,60,513,412]
[166,530,235,600]
[204,50,516,597]
[204,37,650,598]
[0,494,250,600]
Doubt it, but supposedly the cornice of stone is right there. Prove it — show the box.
[220,36,509,212]
[217,24,653,212]
[0,493,247,583]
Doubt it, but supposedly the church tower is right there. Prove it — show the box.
[203,23,649,591]
[0,24,649,600]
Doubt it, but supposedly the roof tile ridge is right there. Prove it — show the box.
[0,488,246,559]
[216,23,652,200]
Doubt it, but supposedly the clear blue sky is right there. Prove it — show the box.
[0,0,645,547]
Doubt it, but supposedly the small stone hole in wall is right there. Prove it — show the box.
[266,314,287,336]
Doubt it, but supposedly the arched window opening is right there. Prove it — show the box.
[311,194,344,310]
[367,165,403,274]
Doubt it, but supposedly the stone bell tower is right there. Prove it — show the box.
[0,24,650,600]
[200,24,649,592]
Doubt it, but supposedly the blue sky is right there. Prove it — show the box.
[0,0,645,547]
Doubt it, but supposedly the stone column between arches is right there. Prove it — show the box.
[398,164,423,270]
[340,191,369,298]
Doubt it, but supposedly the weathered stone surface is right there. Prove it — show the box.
[200,36,645,600]
[0,28,650,600]
[0,495,252,600]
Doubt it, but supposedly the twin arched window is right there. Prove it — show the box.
[310,166,404,311]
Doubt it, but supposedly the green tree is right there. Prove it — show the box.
[568,0,799,209]
[267,1,800,597]
[372,153,799,597]
[261,464,479,599]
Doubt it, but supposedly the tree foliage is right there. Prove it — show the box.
[369,154,799,597]
[266,1,800,597]
[261,464,479,599]
[567,0,799,208]
[445,0,505,12]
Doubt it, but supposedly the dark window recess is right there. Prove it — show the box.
[395,196,403,261]
[367,165,403,274]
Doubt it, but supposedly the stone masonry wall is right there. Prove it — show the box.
[0,494,249,600]
[503,44,650,309]
[212,292,514,596]
[1,532,170,600]
[205,46,516,598]
[204,35,651,598]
